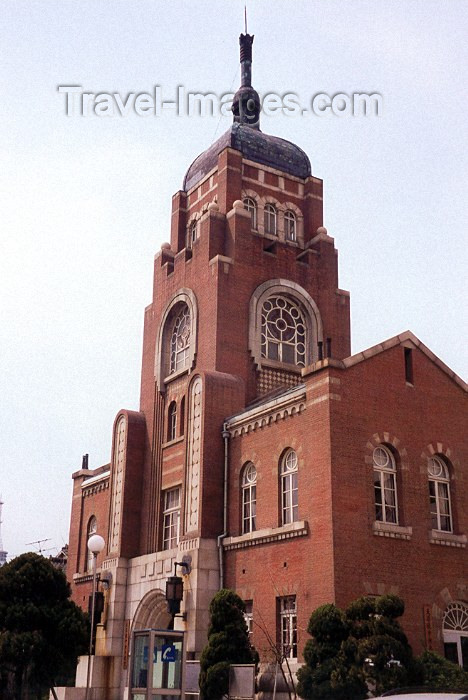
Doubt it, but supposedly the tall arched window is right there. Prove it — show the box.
[428,456,452,532]
[170,305,191,374]
[443,602,468,669]
[284,210,296,241]
[243,198,257,230]
[281,450,298,525]
[373,446,398,524]
[261,296,306,366]
[86,516,97,571]
[242,463,257,534]
[188,219,198,246]
[264,203,277,235]
[167,401,177,442]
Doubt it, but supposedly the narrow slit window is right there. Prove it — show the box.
[404,347,413,384]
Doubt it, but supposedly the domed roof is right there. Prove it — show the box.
[182,32,312,192]
[183,123,311,192]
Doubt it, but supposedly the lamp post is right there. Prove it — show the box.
[85,533,105,700]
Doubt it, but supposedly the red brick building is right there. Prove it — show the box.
[65,32,467,700]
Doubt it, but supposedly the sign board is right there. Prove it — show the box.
[185,660,201,694]
[161,643,178,663]
[229,664,255,700]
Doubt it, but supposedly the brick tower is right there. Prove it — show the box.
[65,30,467,700]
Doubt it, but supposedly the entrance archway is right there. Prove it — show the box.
[132,588,172,631]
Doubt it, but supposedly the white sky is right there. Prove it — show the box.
[1,0,466,559]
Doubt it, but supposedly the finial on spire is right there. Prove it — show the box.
[244,4,248,34]
[232,28,260,129]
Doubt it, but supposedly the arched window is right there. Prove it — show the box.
[188,219,198,246]
[428,456,452,532]
[167,401,177,442]
[86,516,97,572]
[261,296,306,366]
[264,203,277,235]
[373,446,398,524]
[242,463,257,534]
[243,198,257,230]
[284,210,296,241]
[443,601,468,669]
[170,305,191,374]
[281,450,298,525]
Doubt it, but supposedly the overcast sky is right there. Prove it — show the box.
[1,0,466,560]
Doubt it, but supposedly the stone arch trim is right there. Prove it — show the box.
[185,374,203,534]
[430,587,468,643]
[132,587,172,632]
[154,288,198,391]
[249,278,323,369]
[241,188,260,204]
[420,442,460,478]
[108,413,127,556]
[364,432,409,471]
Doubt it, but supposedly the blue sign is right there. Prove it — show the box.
[161,644,178,663]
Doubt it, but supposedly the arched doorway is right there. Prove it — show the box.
[443,601,468,670]
[132,588,172,631]
[130,588,185,700]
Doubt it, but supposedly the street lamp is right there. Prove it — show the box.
[165,561,189,621]
[85,533,105,700]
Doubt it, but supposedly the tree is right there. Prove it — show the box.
[297,595,423,700]
[349,594,423,695]
[418,650,468,691]
[0,552,88,699]
[199,589,257,700]
[296,603,367,700]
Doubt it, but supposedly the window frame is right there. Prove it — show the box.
[443,602,468,669]
[279,596,297,660]
[261,295,307,367]
[169,305,192,375]
[373,445,399,525]
[167,401,177,442]
[188,219,198,247]
[281,450,299,525]
[264,203,277,236]
[241,463,257,535]
[284,210,297,241]
[243,198,258,230]
[86,516,97,572]
[428,456,453,533]
[162,487,181,550]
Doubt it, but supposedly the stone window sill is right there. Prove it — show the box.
[429,530,466,548]
[162,435,184,448]
[164,366,190,385]
[373,521,412,540]
[223,520,308,551]
[260,358,302,374]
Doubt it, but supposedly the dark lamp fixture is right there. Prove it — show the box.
[165,560,189,617]
[166,575,184,615]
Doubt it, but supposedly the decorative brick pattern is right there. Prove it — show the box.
[258,367,300,395]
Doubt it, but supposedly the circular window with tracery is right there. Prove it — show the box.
[261,296,306,367]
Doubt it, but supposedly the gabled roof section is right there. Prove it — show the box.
[316,331,466,392]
